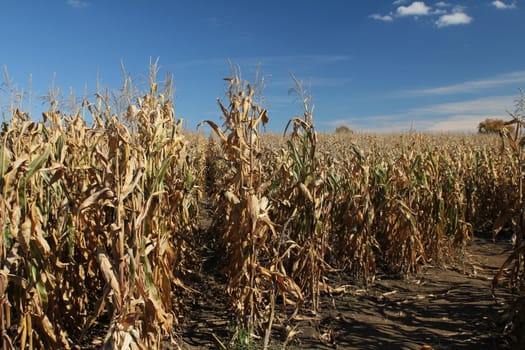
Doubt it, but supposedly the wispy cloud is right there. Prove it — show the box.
[369,13,394,22]
[176,55,351,69]
[321,113,413,133]
[397,1,432,16]
[205,17,220,28]
[403,71,525,96]
[435,11,472,27]
[66,0,89,8]
[410,95,514,115]
[425,115,485,132]
[324,95,516,133]
[492,0,517,9]
[240,54,351,66]
[269,76,351,89]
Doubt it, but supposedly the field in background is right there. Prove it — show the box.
[0,68,524,349]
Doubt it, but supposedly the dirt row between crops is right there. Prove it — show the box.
[178,235,515,350]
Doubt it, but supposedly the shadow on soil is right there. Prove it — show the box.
[179,236,515,350]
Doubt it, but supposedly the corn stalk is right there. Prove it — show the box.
[200,70,302,345]
[275,75,331,313]
[492,90,525,347]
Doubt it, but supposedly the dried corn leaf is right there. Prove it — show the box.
[96,247,122,310]
[78,188,115,213]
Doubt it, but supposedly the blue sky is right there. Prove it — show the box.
[1,1,524,133]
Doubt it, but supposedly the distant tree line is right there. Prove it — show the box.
[335,125,353,134]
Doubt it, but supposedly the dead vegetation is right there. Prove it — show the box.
[0,65,522,349]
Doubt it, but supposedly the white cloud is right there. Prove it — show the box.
[371,1,475,28]
[404,71,525,96]
[66,0,88,8]
[436,12,472,27]
[369,13,394,22]
[396,1,432,16]
[492,1,517,9]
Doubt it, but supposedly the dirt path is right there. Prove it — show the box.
[179,237,514,349]
[288,238,514,350]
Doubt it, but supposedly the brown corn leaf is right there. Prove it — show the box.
[198,120,227,143]
[30,203,50,256]
[19,218,31,254]
[225,190,240,204]
[299,183,313,203]
[78,188,115,213]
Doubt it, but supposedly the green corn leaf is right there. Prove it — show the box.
[25,146,51,181]
[0,144,10,179]
[154,155,173,191]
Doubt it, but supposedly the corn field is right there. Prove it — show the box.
[0,70,523,349]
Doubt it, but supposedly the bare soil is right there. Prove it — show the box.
[178,235,515,350]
